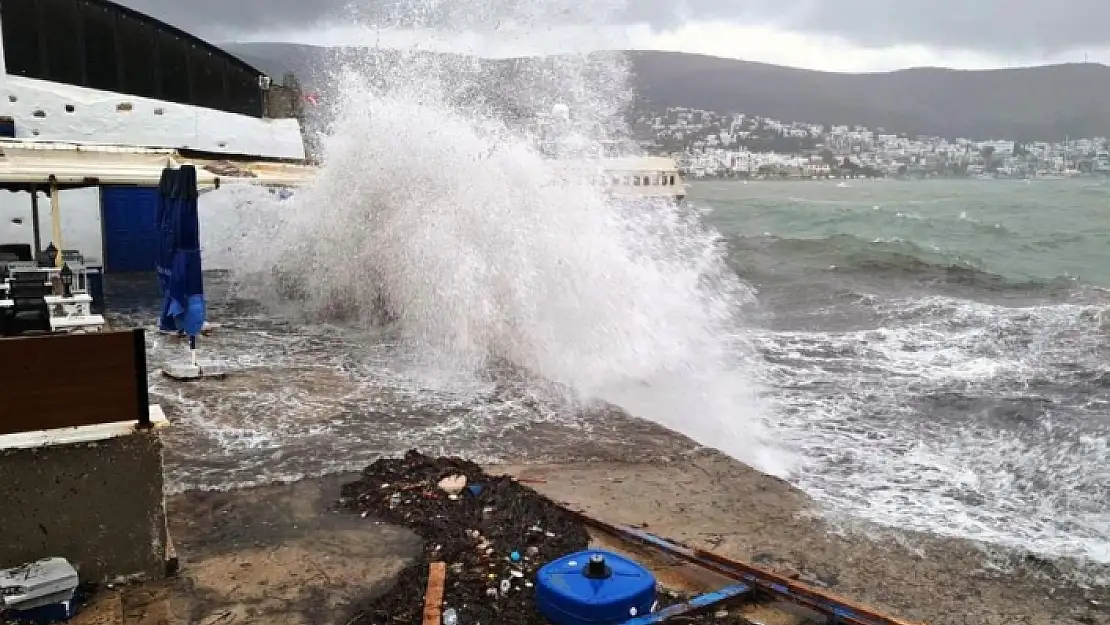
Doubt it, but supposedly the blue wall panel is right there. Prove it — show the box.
[101,186,160,273]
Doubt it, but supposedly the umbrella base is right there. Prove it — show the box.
[158,322,221,337]
[162,361,228,381]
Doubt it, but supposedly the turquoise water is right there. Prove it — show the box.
[697,179,1110,289]
[692,179,1110,565]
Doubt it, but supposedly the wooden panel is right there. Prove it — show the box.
[0,329,148,435]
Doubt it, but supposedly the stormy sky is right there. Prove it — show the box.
[114,0,1110,71]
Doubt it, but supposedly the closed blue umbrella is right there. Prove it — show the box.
[157,171,176,333]
[156,165,206,342]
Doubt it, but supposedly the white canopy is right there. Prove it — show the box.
[0,139,317,189]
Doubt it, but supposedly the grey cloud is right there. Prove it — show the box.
[112,0,351,37]
[115,0,584,38]
[648,0,1110,54]
[114,0,1110,54]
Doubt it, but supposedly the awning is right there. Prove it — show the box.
[0,140,317,191]
[184,156,318,188]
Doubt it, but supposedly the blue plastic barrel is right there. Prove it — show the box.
[0,116,14,138]
[536,550,656,625]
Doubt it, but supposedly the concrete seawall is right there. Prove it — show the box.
[0,423,168,583]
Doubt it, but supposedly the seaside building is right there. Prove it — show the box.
[642,104,1110,179]
[0,0,304,270]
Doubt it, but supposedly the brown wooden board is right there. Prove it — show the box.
[0,329,149,435]
[422,562,446,625]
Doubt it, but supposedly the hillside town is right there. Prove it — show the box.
[632,107,1110,179]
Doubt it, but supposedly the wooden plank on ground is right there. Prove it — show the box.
[423,562,446,625]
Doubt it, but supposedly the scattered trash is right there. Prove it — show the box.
[337,452,754,624]
[442,607,458,625]
[338,452,590,624]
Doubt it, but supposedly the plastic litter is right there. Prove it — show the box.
[438,475,467,495]
[0,557,79,611]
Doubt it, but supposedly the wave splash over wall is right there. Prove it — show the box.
[205,0,795,476]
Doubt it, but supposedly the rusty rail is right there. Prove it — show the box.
[568,511,926,625]
[622,583,750,624]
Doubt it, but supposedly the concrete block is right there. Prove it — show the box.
[0,431,168,583]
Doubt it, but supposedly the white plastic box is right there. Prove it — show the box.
[0,557,79,610]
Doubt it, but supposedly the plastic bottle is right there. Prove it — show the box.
[443,607,458,625]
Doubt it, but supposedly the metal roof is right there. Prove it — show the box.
[80,0,268,79]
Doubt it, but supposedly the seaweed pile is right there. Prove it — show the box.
[338,452,750,624]
[339,451,589,624]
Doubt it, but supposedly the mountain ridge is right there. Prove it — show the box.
[222,43,1110,141]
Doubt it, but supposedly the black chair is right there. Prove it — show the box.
[0,244,33,262]
[8,270,50,293]
[4,271,52,336]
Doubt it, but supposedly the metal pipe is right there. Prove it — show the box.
[29,186,41,256]
[622,584,750,625]
[49,180,63,267]
[568,511,925,625]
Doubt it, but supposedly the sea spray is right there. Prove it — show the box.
[203,0,797,476]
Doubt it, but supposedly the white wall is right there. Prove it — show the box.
[0,186,241,270]
[0,187,103,263]
[0,75,305,160]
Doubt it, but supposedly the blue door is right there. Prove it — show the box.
[101,186,160,273]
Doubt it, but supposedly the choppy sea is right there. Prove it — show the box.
[112,176,1109,571]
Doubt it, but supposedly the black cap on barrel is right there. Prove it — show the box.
[583,554,611,579]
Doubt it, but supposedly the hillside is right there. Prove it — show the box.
[222,43,1110,141]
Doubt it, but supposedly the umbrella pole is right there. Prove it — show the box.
[50,182,63,267]
[29,186,41,255]
[189,335,197,367]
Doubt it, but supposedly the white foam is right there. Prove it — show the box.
[195,0,795,479]
[759,295,1110,564]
